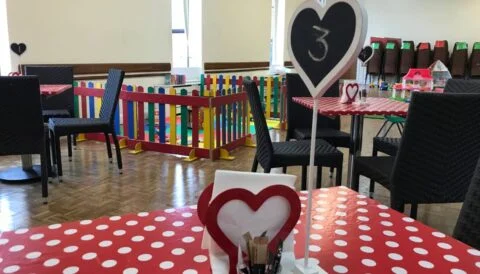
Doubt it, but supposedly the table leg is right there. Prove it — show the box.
[346,115,359,185]
[0,155,42,183]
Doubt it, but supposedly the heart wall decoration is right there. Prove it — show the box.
[287,0,368,98]
[10,43,27,56]
[358,45,374,66]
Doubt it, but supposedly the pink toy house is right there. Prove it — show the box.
[402,69,434,91]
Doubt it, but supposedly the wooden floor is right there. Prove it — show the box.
[0,117,461,235]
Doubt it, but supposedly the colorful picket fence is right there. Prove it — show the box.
[73,81,254,161]
[201,74,287,130]
[72,74,286,161]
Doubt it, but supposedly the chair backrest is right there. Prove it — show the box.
[453,156,480,249]
[433,40,449,66]
[244,80,273,168]
[24,66,74,113]
[399,41,415,75]
[0,76,44,156]
[390,92,480,207]
[99,69,125,122]
[416,42,432,68]
[285,73,340,140]
[450,42,469,78]
[444,79,480,93]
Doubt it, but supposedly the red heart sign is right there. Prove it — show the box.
[205,185,301,274]
[346,83,359,101]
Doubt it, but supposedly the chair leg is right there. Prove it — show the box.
[369,149,377,197]
[41,138,49,204]
[329,167,334,178]
[54,134,63,182]
[410,203,418,219]
[72,134,77,149]
[67,135,73,161]
[111,130,123,173]
[351,167,360,191]
[335,164,342,186]
[396,123,403,135]
[282,166,287,173]
[316,166,322,189]
[104,132,113,163]
[50,132,57,165]
[375,120,389,137]
[251,156,258,172]
[301,166,307,190]
[45,131,52,180]
[383,123,395,137]
[263,166,271,173]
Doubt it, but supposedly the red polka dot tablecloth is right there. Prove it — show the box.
[40,85,72,96]
[0,187,479,274]
[292,97,409,116]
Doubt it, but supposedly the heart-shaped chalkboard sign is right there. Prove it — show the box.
[10,43,27,56]
[358,45,374,65]
[288,0,367,98]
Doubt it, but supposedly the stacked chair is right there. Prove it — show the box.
[416,42,432,68]
[24,66,76,160]
[433,40,449,66]
[399,41,415,78]
[367,41,384,84]
[469,42,480,78]
[0,76,49,202]
[353,92,480,219]
[382,41,400,79]
[48,69,125,181]
[285,74,350,186]
[450,42,469,78]
[245,80,344,189]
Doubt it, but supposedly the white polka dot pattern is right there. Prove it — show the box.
[0,187,477,273]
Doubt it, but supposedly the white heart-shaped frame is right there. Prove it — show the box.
[287,0,368,98]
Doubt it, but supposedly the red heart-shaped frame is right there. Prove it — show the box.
[346,83,359,102]
[197,183,214,225]
[205,185,301,274]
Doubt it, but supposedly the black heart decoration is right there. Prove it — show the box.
[288,0,367,98]
[358,45,374,64]
[10,43,27,56]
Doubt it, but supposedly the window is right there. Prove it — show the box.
[0,0,11,75]
[270,0,285,72]
[171,0,202,70]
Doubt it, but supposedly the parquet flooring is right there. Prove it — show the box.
[0,117,461,235]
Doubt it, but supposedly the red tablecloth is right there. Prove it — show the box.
[292,97,409,116]
[0,187,478,274]
[40,85,72,95]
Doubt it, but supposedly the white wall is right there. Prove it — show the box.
[202,0,272,63]
[364,0,480,50]
[6,0,171,71]
[284,0,303,61]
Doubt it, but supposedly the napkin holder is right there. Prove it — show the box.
[198,170,301,274]
[340,81,360,104]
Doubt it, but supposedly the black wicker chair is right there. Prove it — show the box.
[0,76,48,202]
[245,80,343,189]
[453,156,480,250]
[24,66,76,160]
[285,74,349,183]
[372,79,480,160]
[352,92,480,219]
[49,69,125,181]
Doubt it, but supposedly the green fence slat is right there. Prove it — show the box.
[200,74,205,96]
[273,77,279,118]
[148,87,155,142]
[180,89,188,146]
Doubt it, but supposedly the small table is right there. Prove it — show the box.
[292,97,409,185]
[40,84,72,96]
[0,85,72,183]
[0,187,478,273]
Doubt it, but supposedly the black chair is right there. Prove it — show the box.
[49,69,125,181]
[245,80,343,189]
[352,92,480,219]
[0,76,48,202]
[453,156,480,250]
[24,66,76,160]
[285,73,350,182]
[372,79,480,159]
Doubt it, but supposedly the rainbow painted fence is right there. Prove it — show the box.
[73,74,286,161]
